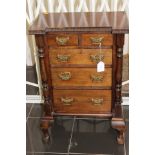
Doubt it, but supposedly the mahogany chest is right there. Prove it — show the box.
[29,12,129,144]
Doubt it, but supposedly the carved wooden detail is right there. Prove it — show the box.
[35,35,54,143]
[38,48,45,58]
[117,48,123,58]
[116,84,122,91]
[111,118,126,144]
[115,34,124,106]
[111,34,126,144]
[42,82,49,91]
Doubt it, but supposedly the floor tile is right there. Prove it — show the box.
[122,53,129,97]
[26,106,129,155]
[29,104,43,117]
[123,105,129,121]
[34,153,68,155]
[125,122,129,155]
[27,153,34,155]
[69,153,113,155]
[69,118,125,155]
[123,105,129,155]
[26,85,39,95]
[75,116,109,120]
[26,103,33,118]
[122,92,129,97]
[26,66,39,95]
[26,117,74,153]
[123,106,129,155]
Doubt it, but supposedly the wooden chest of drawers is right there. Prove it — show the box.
[29,12,129,144]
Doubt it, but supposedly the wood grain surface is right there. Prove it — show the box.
[49,48,112,66]
[53,89,112,113]
[29,12,129,34]
[81,34,113,46]
[46,34,78,47]
[51,68,112,87]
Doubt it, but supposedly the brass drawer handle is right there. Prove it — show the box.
[61,97,74,105]
[56,54,71,62]
[58,72,71,80]
[90,37,103,45]
[56,36,69,45]
[91,98,103,105]
[90,55,104,63]
[90,74,103,81]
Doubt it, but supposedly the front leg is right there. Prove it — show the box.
[40,98,54,143]
[111,34,126,144]
[40,116,54,143]
[111,118,126,144]
[36,37,54,143]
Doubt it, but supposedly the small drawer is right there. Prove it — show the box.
[53,89,112,113]
[46,34,78,47]
[81,34,113,47]
[49,49,112,66]
[51,68,112,87]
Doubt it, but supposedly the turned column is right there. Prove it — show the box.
[35,35,53,142]
[111,34,126,144]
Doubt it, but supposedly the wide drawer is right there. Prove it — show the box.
[53,89,112,113]
[51,68,112,87]
[81,34,113,46]
[46,34,78,47]
[49,49,112,66]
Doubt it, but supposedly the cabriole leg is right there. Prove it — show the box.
[111,118,126,144]
[40,116,54,143]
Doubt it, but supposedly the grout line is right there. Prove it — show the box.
[26,104,34,122]
[69,153,113,155]
[27,117,129,123]
[67,117,76,154]
[27,152,69,154]
[27,152,112,155]
[28,116,42,119]
[27,117,110,120]
[74,117,109,120]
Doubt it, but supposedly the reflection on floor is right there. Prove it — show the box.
[26,104,129,155]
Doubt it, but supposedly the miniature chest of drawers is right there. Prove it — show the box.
[29,12,129,144]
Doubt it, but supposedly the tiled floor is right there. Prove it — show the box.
[26,104,129,155]
[26,66,39,95]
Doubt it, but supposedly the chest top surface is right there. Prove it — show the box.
[29,12,129,34]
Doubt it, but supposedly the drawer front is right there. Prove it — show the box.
[53,90,112,113]
[49,49,112,66]
[51,68,112,87]
[47,34,78,47]
[81,34,113,46]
